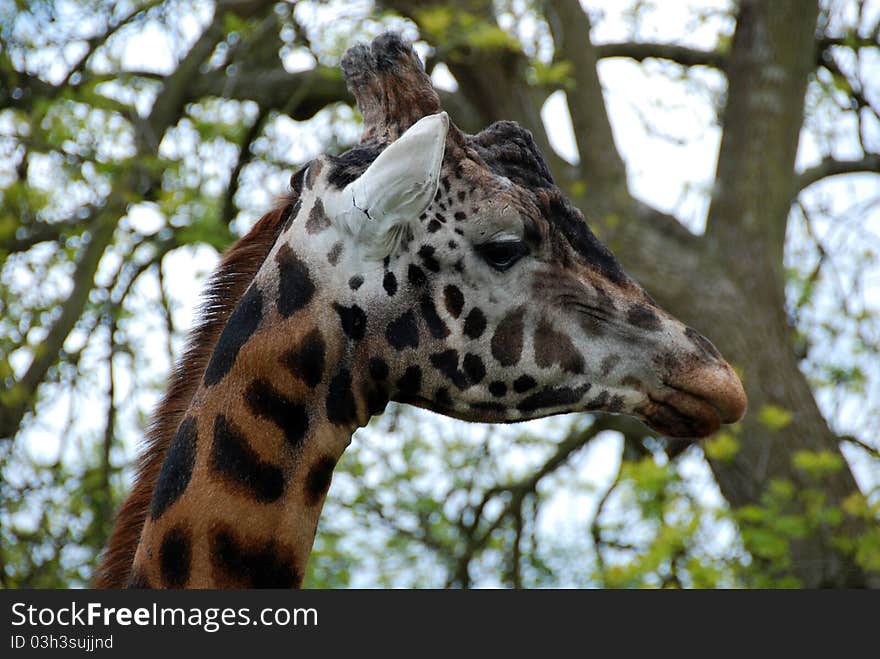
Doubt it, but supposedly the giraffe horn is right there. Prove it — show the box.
[341,32,442,143]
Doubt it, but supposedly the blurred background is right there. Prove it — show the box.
[1,0,879,588]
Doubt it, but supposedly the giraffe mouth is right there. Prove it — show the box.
[639,390,722,438]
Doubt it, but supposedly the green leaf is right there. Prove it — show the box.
[704,431,740,462]
[742,527,788,560]
[531,61,574,88]
[415,6,454,40]
[792,450,844,478]
[757,404,793,431]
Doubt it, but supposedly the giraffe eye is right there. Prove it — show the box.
[477,239,528,271]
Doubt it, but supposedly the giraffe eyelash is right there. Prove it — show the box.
[475,239,529,271]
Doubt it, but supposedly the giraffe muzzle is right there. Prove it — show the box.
[641,360,747,438]
[675,358,747,423]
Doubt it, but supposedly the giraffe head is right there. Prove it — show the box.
[98,32,750,590]
[265,33,746,438]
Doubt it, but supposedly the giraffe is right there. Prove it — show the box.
[96,33,746,588]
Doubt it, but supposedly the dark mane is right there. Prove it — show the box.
[469,121,627,285]
[94,198,294,588]
[326,141,384,189]
[468,120,555,190]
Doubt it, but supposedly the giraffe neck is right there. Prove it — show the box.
[129,272,385,588]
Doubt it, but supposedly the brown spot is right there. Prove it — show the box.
[204,286,264,385]
[327,241,344,265]
[463,307,487,339]
[621,376,644,390]
[517,382,592,413]
[282,328,326,389]
[305,457,336,506]
[209,524,302,589]
[593,283,616,310]
[244,379,309,451]
[491,307,525,367]
[326,368,357,425]
[626,303,662,331]
[305,159,323,189]
[600,354,621,377]
[159,526,191,589]
[275,245,315,317]
[513,374,536,393]
[533,319,584,374]
[578,312,606,337]
[150,416,197,520]
[653,351,683,378]
[306,199,330,234]
[585,390,610,410]
[443,285,465,319]
[434,387,452,406]
[210,414,285,503]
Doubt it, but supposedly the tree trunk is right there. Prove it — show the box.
[697,0,870,587]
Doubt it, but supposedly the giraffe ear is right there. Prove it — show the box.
[325,112,449,257]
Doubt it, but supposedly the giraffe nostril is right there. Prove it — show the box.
[685,326,723,361]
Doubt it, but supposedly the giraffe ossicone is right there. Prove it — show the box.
[97,32,746,589]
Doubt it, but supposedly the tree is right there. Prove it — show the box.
[1,0,878,588]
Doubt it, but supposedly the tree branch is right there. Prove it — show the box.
[838,434,880,461]
[221,107,269,225]
[156,259,176,367]
[0,202,121,440]
[61,0,165,88]
[795,154,880,193]
[591,444,625,584]
[818,52,880,119]
[190,64,348,121]
[586,29,878,73]
[0,2,269,441]
[0,219,83,256]
[447,415,651,587]
[594,41,726,69]
[545,0,630,200]
[99,311,118,533]
[818,33,880,52]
